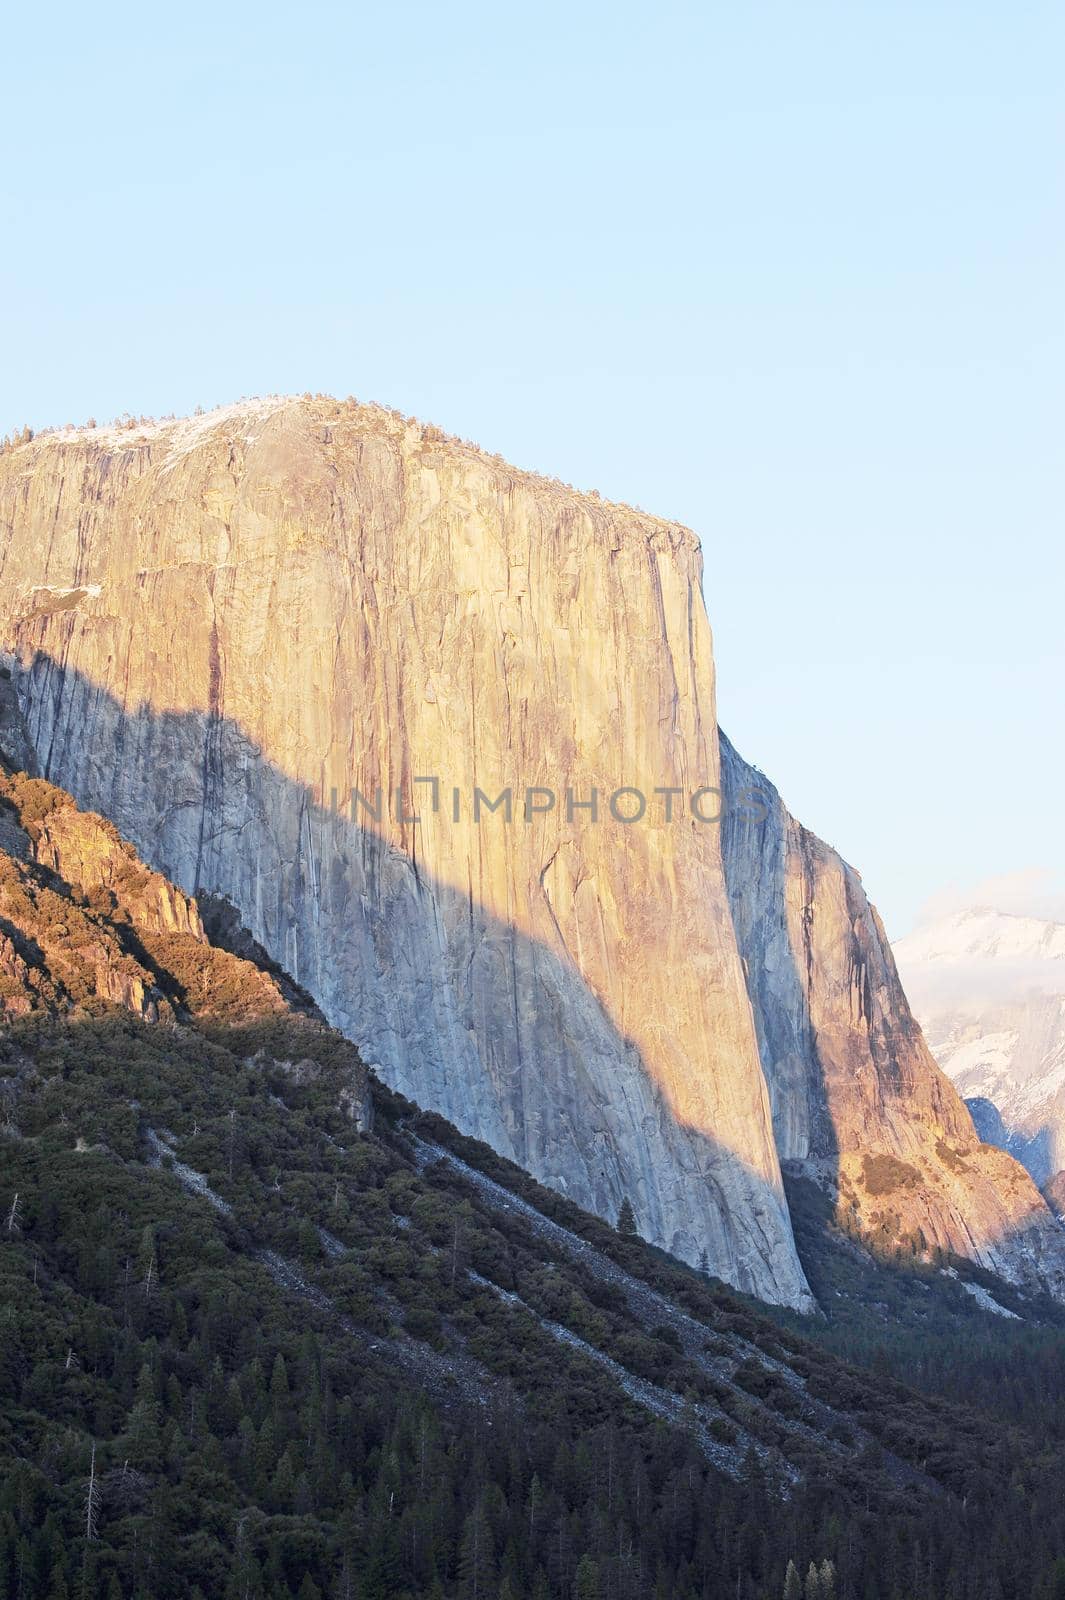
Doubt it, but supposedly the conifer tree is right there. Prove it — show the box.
[271,1448,295,1512]
[127,1364,162,1470]
[47,1564,70,1600]
[617,1196,637,1236]
[460,1498,497,1600]
[270,1352,289,1406]
[575,1552,601,1600]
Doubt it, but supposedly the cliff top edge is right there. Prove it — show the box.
[2,394,694,541]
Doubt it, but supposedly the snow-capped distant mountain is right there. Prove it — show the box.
[894,908,1065,1186]
[896,906,1065,972]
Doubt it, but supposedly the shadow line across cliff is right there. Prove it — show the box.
[5,651,1061,1308]
[5,648,820,1309]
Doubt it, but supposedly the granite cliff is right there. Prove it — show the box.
[721,738,1065,1295]
[0,396,1060,1304]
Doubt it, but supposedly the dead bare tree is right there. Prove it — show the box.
[84,1442,100,1541]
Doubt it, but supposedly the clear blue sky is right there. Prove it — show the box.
[3,1,1061,936]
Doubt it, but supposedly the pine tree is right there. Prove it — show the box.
[226,1539,264,1600]
[361,1526,400,1600]
[127,1364,162,1470]
[271,1449,295,1511]
[784,1559,803,1600]
[460,1498,497,1600]
[806,1561,821,1600]
[270,1352,290,1406]
[575,1553,601,1600]
[47,1562,70,1600]
[617,1196,637,1237]
[294,1470,314,1516]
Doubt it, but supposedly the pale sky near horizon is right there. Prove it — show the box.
[2,1,1061,938]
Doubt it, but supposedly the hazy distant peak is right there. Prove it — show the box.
[897,906,1065,969]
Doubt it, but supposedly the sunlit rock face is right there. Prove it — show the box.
[1,397,1062,1305]
[0,398,810,1307]
[721,736,1065,1297]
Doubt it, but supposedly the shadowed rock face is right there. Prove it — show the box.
[721,735,1065,1297]
[0,397,1061,1304]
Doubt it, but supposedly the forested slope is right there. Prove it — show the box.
[3,769,1065,1598]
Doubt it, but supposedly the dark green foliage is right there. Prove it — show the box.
[2,1025,1065,1600]
[5,995,1065,1597]
[0,1011,885,1600]
[778,1170,1065,1442]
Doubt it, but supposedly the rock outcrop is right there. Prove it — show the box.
[0,772,174,1022]
[721,736,1065,1295]
[0,396,1060,1304]
[0,761,373,1128]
